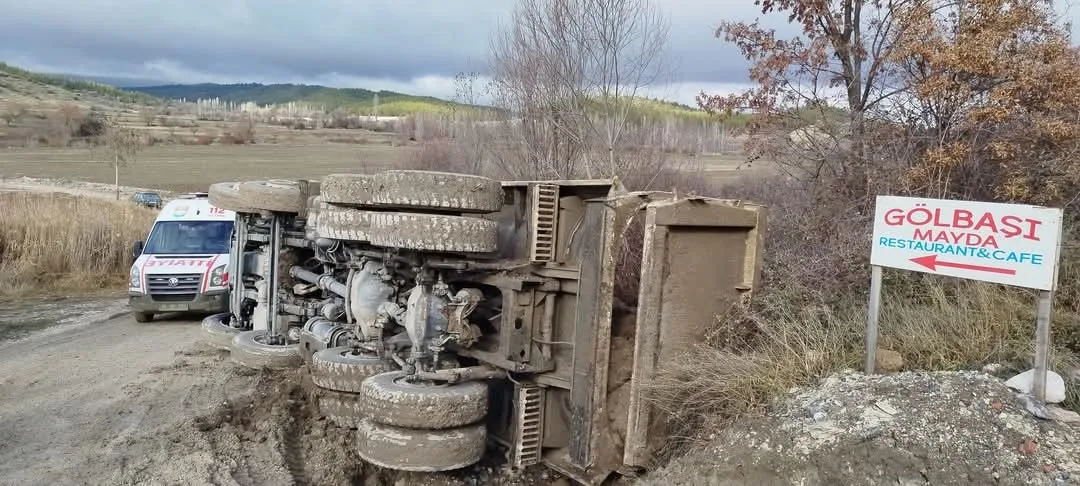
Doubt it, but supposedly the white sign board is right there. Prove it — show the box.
[870,195,1064,290]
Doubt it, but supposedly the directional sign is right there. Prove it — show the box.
[871,195,1063,290]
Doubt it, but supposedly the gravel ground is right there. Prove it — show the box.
[640,369,1080,486]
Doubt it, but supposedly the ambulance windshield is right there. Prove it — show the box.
[142,220,234,255]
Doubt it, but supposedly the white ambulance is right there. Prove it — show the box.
[128,193,235,322]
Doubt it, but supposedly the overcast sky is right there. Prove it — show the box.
[0,0,1077,106]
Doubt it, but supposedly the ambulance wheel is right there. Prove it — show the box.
[133,312,153,323]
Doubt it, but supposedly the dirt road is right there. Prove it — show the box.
[0,311,243,485]
[0,307,555,486]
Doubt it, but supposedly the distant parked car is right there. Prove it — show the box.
[131,191,163,208]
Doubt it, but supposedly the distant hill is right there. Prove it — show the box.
[0,61,739,123]
[126,83,460,116]
[0,62,159,105]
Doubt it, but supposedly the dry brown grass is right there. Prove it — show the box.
[636,170,1080,461]
[0,192,157,299]
[642,279,1080,457]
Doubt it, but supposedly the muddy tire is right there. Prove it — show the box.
[237,180,306,213]
[229,330,302,369]
[368,170,504,213]
[133,312,153,323]
[201,312,240,350]
[367,212,498,253]
[323,171,504,213]
[358,370,488,429]
[315,389,365,429]
[321,173,375,206]
[209,181,258,213]
[310,347,396,393]
[314,202,375,242]
[356,417,486,472]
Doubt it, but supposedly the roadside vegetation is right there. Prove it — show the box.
[388,0,1080,462]
[634,0,1080,458]
[0,192,156,299]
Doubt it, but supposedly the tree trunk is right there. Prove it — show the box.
[608,144,615,176]
[114,155,120,201]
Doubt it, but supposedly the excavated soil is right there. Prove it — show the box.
[639,369,1080,486]
[0,310,561,486]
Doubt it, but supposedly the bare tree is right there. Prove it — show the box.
[93,117,145,200]
[580,0,670,173]
[488,0,670,179]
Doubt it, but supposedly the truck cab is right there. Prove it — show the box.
[128,194,235,322]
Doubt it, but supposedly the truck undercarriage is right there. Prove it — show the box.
[202,170,766,484]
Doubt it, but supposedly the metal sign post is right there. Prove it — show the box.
[866,196,1064,402]
[865,265,882,374]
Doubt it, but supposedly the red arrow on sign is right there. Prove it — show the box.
[909,255,1016,275]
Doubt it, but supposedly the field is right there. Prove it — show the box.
[0,142,755,194]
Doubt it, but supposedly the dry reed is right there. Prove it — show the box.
[0,191,157,298]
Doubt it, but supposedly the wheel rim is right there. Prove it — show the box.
[253,332,290,347]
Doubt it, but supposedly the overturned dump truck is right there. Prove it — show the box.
[202,171,766,484]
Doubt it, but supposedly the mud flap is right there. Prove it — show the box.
[622,196,767,468]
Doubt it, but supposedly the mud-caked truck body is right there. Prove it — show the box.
[202,171,766,484]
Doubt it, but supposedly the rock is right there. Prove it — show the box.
[875,348,904,372]
[1005,369,1066,403]
[1048,406,1080,423]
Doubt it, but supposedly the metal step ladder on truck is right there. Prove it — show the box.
[200,171,767,484]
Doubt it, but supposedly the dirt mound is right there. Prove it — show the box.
[640,370,1080,486]
[184,360,557,486]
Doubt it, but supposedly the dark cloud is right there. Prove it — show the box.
[0,1,769,88]
[3,0,1073,103]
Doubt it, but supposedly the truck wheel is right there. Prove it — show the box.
[201,312,240,350]
[320,173,375,206]
[237,180,306,213]
[367,212,498,253]
[209,181,258,213]
[358,370,488,429]
[322,170,504,213]
[133,312,154,323]
[310,346,396,393]
[314,202,374,242]
[369,170,504,213]
[316,388,365,429]
[229,330,302,369]
[356,417,486,472]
